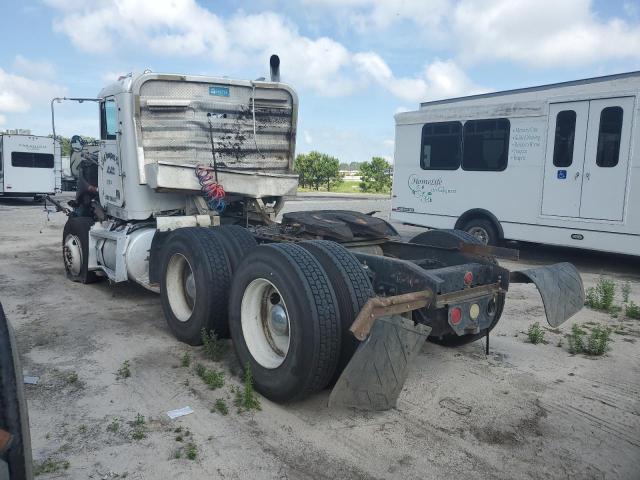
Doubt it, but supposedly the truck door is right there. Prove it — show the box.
[578,97,634,221]
[99,97,124,208]
[541,101,589,217]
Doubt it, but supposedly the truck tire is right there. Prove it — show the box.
[299,240,374,382]
[410,229,506,347]
[62,216,99,284]
[211,225,257,272]
[228,243,340,402]
[0,303,33,480]
[461,218,499,246]
[160,227,232,345]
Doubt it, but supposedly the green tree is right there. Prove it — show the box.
[339,162,349,171]
[359,157,392,193]
[295,151,343,191]
[349,161,361,171]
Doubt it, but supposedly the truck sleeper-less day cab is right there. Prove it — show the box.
[52,57,584,410]
[391,71,640,256]
[0,134,61,198]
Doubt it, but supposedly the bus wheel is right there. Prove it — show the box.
[462,218,499,246]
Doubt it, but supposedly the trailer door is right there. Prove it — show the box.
[541,101,589,217]
[578,96,634,221]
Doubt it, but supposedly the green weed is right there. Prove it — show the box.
[621,282,631,304]
[185,443,198,460]
[625,301,640,319]
[107,418,120,433]
[585,277,616,311]
[201,329,227,362]
[33,458,70,476]
[567,323,612,356]
[195,363,224,390]
[234,363,261,413]
[116,360,131,380]
[212,398,229,415]
[527,322,545,344]
[181,352,192,367]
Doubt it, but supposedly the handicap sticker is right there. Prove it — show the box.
[557,170,567,179]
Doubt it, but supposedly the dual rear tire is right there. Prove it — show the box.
[228,241,373,401]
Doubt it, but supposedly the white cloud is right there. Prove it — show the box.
[0,68,66,115]
[354,53,486,102]
[13,55,56,78]
[452,0,640,67]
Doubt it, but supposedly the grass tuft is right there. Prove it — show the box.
[212,398,229,415]
[625,301,640,320]
[116,360,131,380]
[195,363,224,390]
[527,322,545,344]
[181,352,192,368]
[568,323,612,356]
[201,329,227,362]
[585,277,616,311]
[33,458,70,476]
[234,363,261,413]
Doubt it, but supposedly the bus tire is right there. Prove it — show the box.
[160,227,232,344]
[461,218,499,246]
[228,243,340,402]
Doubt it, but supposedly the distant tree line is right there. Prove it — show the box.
[295,151,392,193]
[49,135,98,156]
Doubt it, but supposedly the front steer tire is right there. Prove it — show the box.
[228,243,341,403]
[160,227,232,345]
[62,216,99,284]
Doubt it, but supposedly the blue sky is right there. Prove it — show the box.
[1,0,640,164]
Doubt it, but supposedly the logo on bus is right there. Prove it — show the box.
[408,174,456,203]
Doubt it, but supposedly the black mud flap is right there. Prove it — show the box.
[510,262,584,327]
[0,304,33,480]
[328,315,431,411]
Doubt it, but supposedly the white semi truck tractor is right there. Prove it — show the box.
[52,56,585,410]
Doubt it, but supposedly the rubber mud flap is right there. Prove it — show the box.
[329,315,431,411]
[510,262,584,327]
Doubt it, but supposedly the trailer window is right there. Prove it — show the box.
[462,119,510,171]
[420,121,462,170]
[11,152,54,169]
[552,110,576,168]
[596,106,623,168]
[100,99,118,140]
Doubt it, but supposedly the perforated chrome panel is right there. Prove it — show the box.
[138,79,295,172]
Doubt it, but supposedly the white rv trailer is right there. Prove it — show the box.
[391,71,640,256]
[0,133,61,197]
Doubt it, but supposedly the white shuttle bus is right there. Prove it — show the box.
[0,133,61,198]
[391,71,640,256]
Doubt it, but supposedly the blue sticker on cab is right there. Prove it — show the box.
[209,86,230,97]
[557,170,567,179]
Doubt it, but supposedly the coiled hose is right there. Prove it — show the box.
[195,165,226,213]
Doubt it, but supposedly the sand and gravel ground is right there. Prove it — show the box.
[1,193,639,479]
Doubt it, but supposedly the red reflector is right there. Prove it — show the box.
[464,271,473,284]
[450,307,462,325]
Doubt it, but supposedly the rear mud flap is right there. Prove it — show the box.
[329,315,431,411]
[510,262,584,327]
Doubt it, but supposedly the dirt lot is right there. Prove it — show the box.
[1,194,639,479]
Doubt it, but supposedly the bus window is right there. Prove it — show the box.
[462,118,510,171]
[420,121,462,170]
[596,106,623,168]
[553,110,576,168]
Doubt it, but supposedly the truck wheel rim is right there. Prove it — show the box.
[63,234,83,276]
[468,226,489,244]
[241,278,290,369]
[166,253,196,322]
